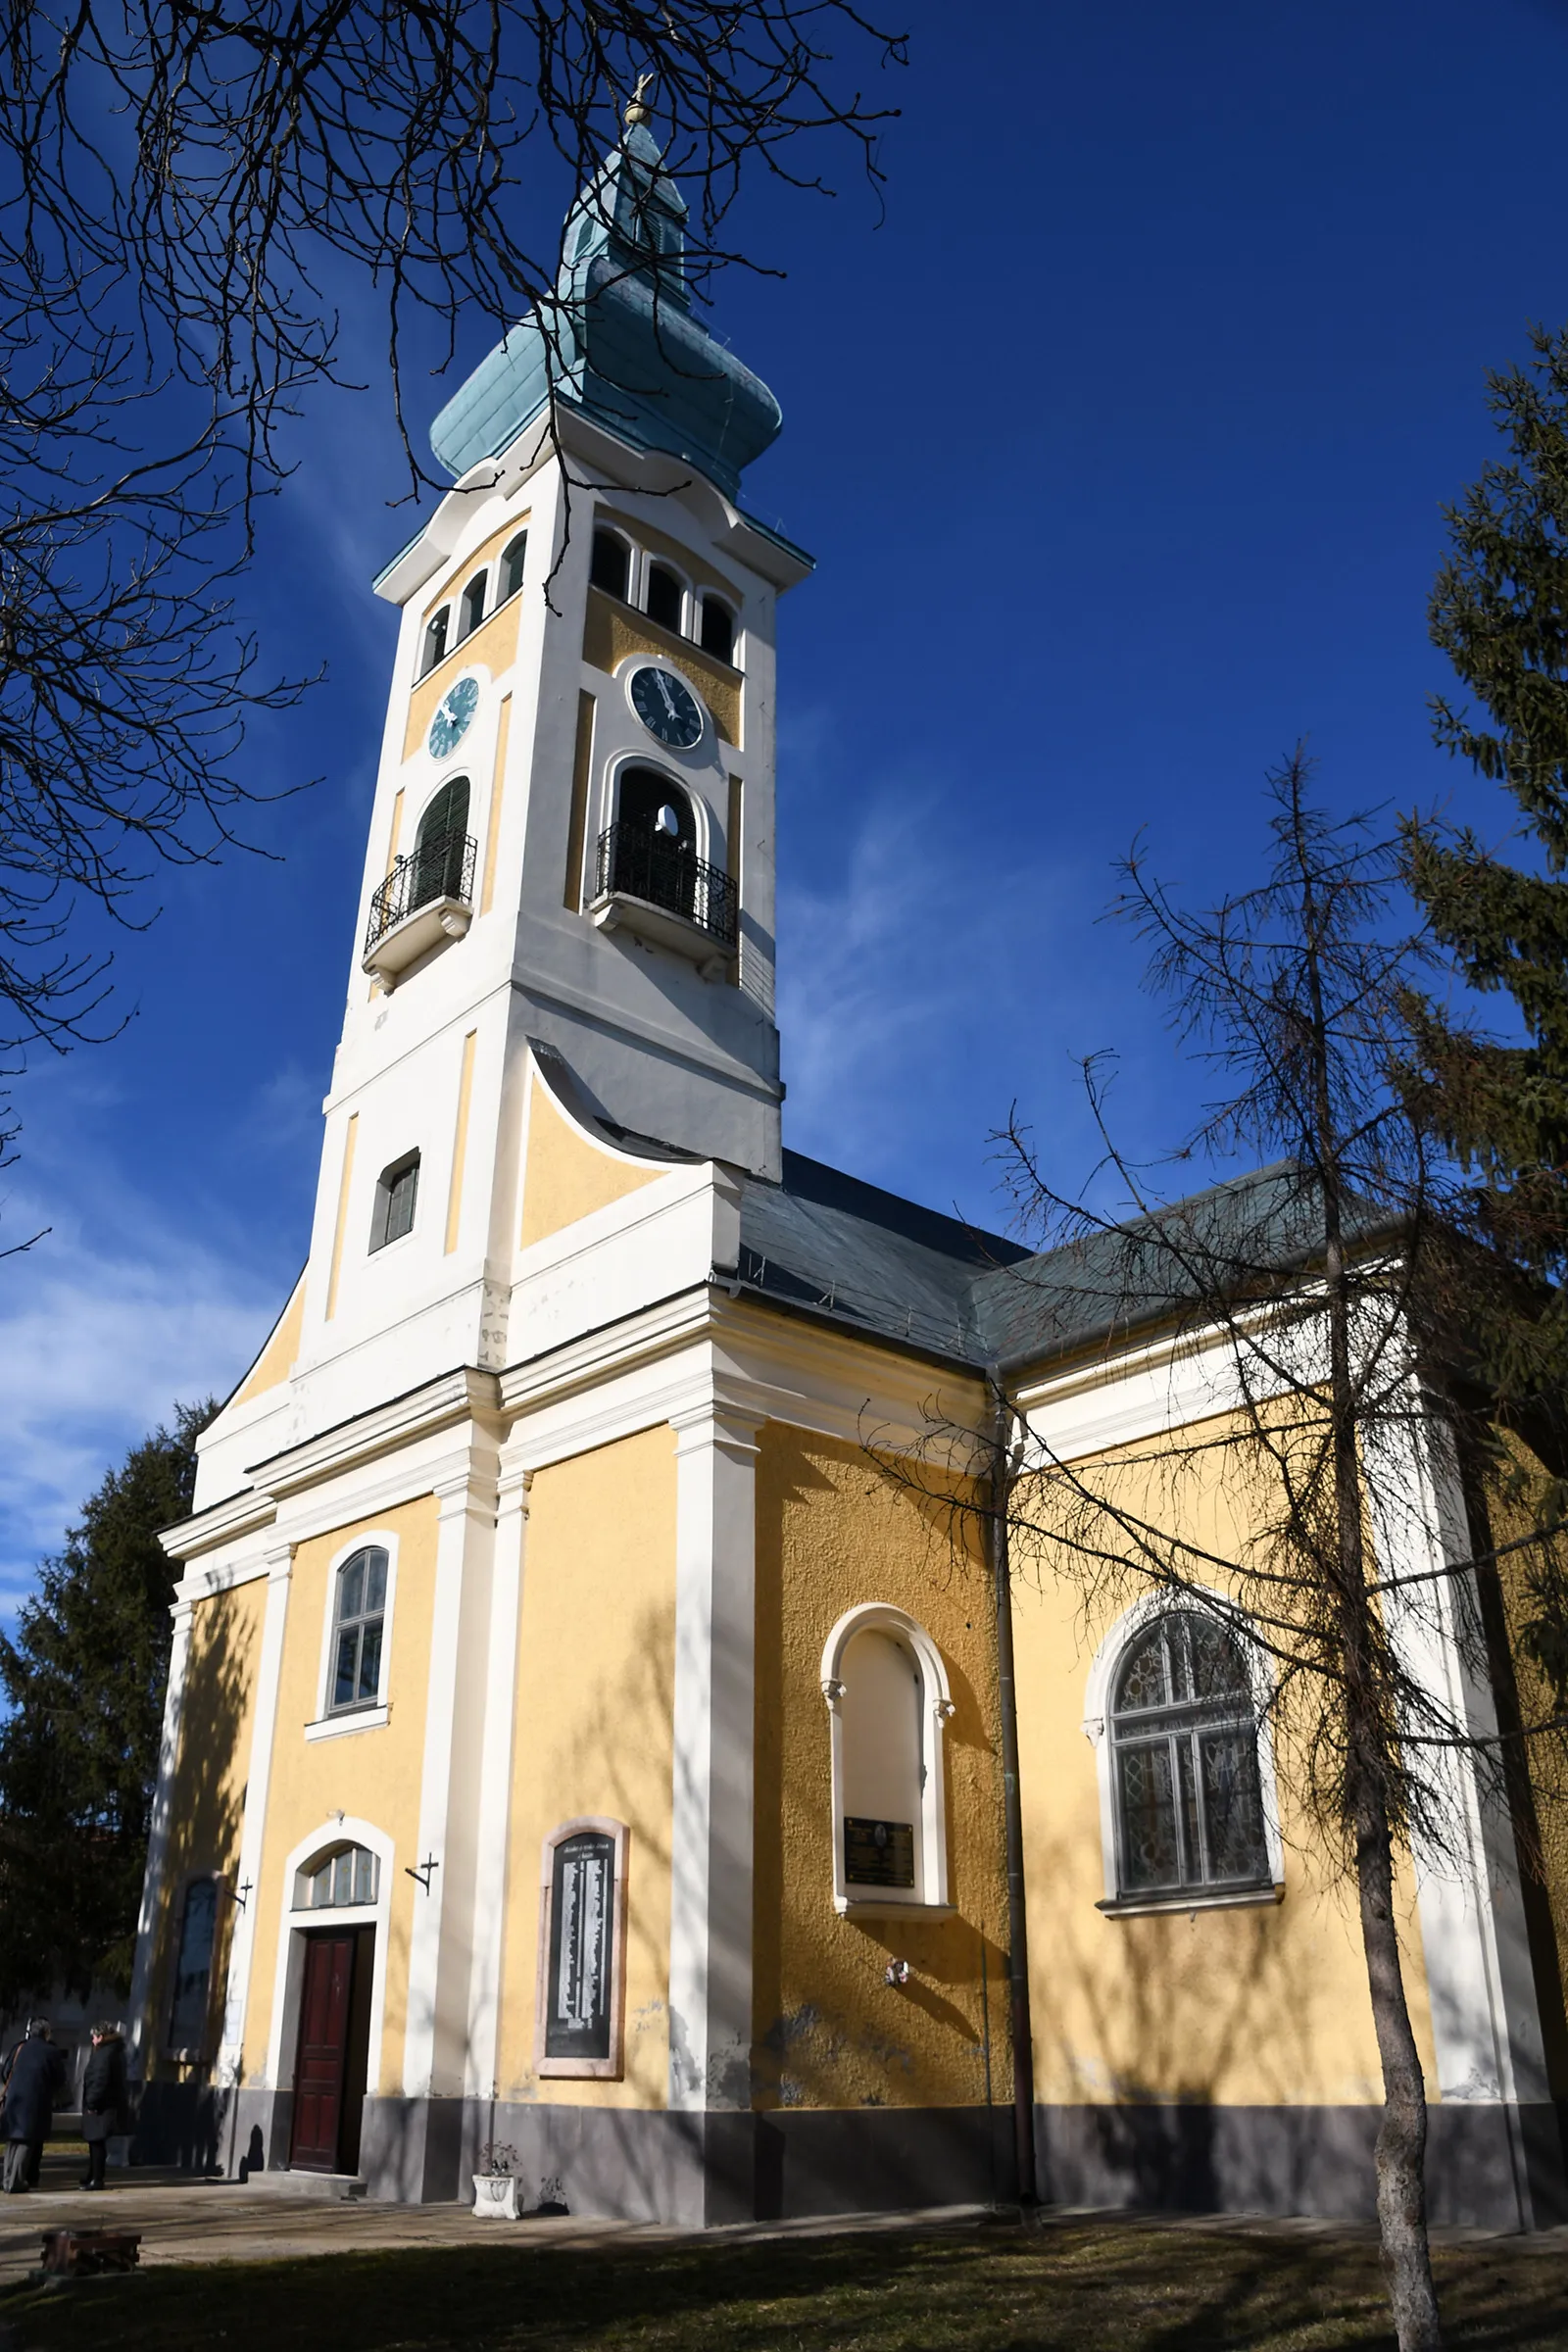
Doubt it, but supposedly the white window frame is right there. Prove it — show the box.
[604,747,713,864]
[266,1816,395,2101]
[1082,1588,1285,1917]
[456,567,489,644]
[368,1150,420,1256]
[307,1532,400,1738]
[419,605,452,678]
[497,529,529,607]
[819,1602,955,1917]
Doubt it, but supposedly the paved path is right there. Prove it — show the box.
[2,2151,1565,2286]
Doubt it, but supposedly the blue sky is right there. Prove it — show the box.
[2,0,1565,1623]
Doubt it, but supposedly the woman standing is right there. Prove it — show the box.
[79,2025,127,2191]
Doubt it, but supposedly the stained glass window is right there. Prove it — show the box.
[1110,1611,1269,1895]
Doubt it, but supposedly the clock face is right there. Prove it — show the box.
[629,663,704,750]
[427,674,479,760]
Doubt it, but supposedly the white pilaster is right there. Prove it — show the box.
[402,1447,499,2097]
[465,1458,530,2097]
[666,1403,760,2113]
[1366,1400,1551,2227]
[216,1541,294,2086]
[127,1595,196,2071]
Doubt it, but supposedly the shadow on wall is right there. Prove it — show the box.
[132,1583,255,2174]
[1031,1817,1373,2216]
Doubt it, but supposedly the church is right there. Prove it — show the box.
[128,108,1568,2230]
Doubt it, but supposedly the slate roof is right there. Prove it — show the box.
[735,1153,1394,1378]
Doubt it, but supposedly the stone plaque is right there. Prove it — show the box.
[545,1830,615,2060]
[844,1816,915,1889]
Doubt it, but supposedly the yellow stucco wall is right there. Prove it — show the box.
[754,1424,1008,2114]
[581,588,740,746]
[147,1577,268,2074]
[404,591,523,758]
[231,1276,306,1407]
[517,1069,664,1248]
[1011,1410,1442,2111]
[496,1427,677,2108]
[239,1496,440,2090]
[1474,1435,1568,2095]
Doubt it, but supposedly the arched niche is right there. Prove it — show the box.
[819,1603,955,1915]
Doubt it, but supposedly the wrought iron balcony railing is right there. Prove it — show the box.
[366,823,477,955]
[595,822,737,952]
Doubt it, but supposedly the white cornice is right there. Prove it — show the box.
[251,1365,503,1498]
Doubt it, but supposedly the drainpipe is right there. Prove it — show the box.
[989,1377,1037,2206]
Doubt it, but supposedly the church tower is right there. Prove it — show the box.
[282,104,809,1433]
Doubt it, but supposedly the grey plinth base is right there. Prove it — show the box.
[1035,2099,1568,2232]
[131,2088,1568,2232]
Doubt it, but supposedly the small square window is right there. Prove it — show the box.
[369,1152,419,1251]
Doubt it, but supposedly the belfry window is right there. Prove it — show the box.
[609,766,698,919]
[1109,1611,1270,1896]
[369,1152,418,1251]
[419,607,450,676]
[329,1546,388,1713]
[413,774,471,906]
[459,571,486,640]
[500,531,528,602]
[590,527,630,600]
[645,561,683,633]
[699,596,734,662]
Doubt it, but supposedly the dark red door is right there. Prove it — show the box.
[289,1933,355,2172]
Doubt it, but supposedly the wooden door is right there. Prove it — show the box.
[289,1933,355,2172]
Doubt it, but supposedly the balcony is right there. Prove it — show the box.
[589,822,738,974]
[362,823,478,990]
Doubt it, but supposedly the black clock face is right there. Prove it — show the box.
[629,663,704,750]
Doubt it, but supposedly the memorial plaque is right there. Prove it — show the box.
[545,1830,615,2060]
[844,1816,915,1888]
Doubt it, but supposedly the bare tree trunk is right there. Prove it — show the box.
[1352,1766,1442,2352]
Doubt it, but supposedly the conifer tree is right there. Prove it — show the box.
[1402,324,1568,1412]
[0,1402,213,2003]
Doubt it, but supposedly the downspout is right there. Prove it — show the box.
[990,1376,1037,2205]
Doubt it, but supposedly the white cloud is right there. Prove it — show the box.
[0,1187,279,1632]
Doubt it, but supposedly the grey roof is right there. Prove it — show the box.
[735,1154,1392,1377]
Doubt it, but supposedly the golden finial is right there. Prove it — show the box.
[624,73,655,129]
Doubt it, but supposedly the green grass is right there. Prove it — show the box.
[2,2222,1566,2352]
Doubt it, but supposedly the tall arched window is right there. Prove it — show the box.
[1110,1611,1269,1895]
[590,526,630,601]
[413,775,470,908]
[610,766,697,919]
[330,1546,388,1713]
[500,531,528,602]
[645,561,683,633]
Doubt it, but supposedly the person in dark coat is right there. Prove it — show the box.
[1,2021,66,2191]
[78,2025,127,2190]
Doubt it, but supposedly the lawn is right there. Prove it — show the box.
[2,2221,1566,2352]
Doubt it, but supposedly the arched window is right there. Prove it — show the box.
[330,1546,388,1713]
[413,775,471,908]
[609,766,697,919]
[645,560,683,633]
[820,1604,953,1912]
[590,527,630,601]
[459,570,486,639]
[419,607,450,676]
[500,531,528,602]
[295,1844,380,1911]
[1109,1611,1269,1896]
[369,1151,418,1251]
[699,596,734,662]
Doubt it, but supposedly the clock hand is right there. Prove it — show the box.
[655,672,678,718]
